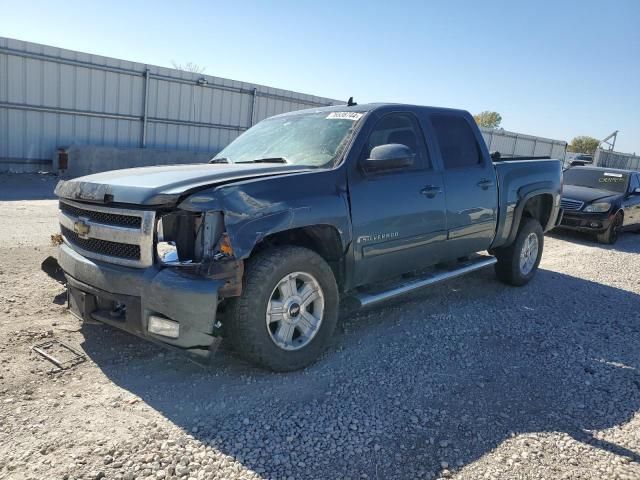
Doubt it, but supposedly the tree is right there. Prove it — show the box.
[171,61,206,74]
[568,136,600,155]
[473,111,502,129]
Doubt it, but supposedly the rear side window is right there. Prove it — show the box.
[431,114,482,169]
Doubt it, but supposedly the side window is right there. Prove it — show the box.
[431,114,482,169]
[362,113,430,169]
[631,174,640,191]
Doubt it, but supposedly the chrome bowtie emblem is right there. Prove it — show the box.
[73,218,91,238]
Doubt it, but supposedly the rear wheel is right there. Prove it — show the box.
[227,245,339,372]
[494,217,544,286]
[596,212,623,244]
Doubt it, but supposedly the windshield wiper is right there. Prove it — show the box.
[237,157,288,164]
[209,157,229,164]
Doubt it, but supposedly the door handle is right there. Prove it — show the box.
[477,178,494,190]
[420,185,442,198]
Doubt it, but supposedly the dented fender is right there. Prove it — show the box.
[178,168,353,260]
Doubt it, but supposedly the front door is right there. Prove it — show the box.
[430,113,498,258]
[348,112,447,287]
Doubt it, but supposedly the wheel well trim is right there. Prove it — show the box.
[613,208,624,225]
[505,188,558,246]
[246,222,350,291]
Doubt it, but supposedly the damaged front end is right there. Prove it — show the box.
[155,209,243,297]
[55,192,245,356]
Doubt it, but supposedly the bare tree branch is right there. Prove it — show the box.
[171,60,206,74]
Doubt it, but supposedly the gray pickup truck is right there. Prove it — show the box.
[54,103,563,371]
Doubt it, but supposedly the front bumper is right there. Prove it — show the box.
[559,211,613,232]
[58,243,224,352]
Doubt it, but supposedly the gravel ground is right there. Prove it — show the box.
[1,173,639,480]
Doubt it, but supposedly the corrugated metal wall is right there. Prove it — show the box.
[594,148,640,171]
[1,36,569,173]
[0,36,339,172]
[480,128,567,160]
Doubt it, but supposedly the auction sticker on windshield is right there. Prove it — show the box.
[601,172,626,183]
[326,112,363,121]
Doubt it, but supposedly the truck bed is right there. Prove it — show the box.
[491,158,563,248]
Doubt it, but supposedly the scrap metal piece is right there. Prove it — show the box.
[32,339,86,371]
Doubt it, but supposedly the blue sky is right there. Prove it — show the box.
[2,0,639,153]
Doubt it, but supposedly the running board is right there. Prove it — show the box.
[352,256,497,308]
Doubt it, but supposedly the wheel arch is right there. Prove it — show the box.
[505,190,557,246]
[250,224,347,290]
[611,207,625,230]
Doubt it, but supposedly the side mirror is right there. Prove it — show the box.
[363,144,415,172]
[633,187,640,195]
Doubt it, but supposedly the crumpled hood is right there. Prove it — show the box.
[54,163,311,206]
[562,184,622,204]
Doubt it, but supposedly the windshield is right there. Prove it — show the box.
[213,111,363,167]
[564,169,629,193]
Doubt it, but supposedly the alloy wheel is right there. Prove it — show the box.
[265,272,325,351]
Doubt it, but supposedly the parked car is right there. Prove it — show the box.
[567,154,593,167]
[54,103,563,371]
[559,166,640,243]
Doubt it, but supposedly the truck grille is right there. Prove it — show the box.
[61,226,141,260]
[58,199,155,268]
[59,201,142,228]
[560,198,584,212]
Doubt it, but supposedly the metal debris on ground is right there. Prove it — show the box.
[32,339,85,371]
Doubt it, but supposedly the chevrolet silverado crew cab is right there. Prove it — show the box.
[55,103,563,371]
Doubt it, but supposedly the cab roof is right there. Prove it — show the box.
[271,102,471,118]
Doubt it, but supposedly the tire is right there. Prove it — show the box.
[227,245,339,372]
[596,212,623,244]
[494,217,544,287]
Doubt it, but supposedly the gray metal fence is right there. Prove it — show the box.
[1,36,570,174]
[480,128,567,160]
[0,36,339,172]
[594,148,640,171]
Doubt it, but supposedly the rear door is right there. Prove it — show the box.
[348,111,447,286]
[430,113,498,258]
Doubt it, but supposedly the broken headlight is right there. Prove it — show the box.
[155,211,224,266]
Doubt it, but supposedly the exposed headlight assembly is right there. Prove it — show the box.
[583,202,611,213]
[156,211,224,265]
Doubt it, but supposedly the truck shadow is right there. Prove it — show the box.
[78,267,640,478]
[549,227,640,253]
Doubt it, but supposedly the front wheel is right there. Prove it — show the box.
[494,217,544,286]
[227,245,339,372]
[596,212,623,244]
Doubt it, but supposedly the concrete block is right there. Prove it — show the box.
[58,145,218,179]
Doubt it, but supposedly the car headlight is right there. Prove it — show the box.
[156,214,191,265]
[583,202,611,213]
[155,211,225,266]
